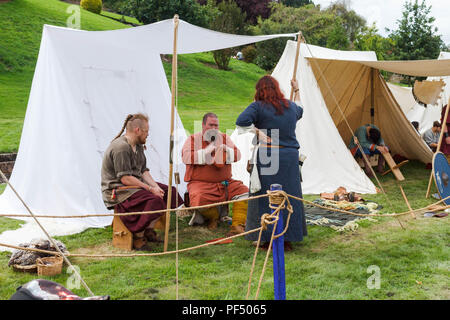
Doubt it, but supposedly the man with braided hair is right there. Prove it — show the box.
[101,113,183,251]
[182,113,248,236]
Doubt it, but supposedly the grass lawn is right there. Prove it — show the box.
[0,161,448,300]
[0,0,132,153]
[0,0,448,301]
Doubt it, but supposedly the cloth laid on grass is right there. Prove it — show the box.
[305,199,381,232]
[0,19,295,251]
[8,238,67,267]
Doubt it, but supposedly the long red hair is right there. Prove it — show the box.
[254,75,289,114]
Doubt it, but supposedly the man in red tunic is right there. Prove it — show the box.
[101,113,183,250]
[182,113,248,235]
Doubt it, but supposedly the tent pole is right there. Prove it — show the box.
[370,68,375,124]
[164,14,180,252]
[425,97,450,198]
[289,32,303,101]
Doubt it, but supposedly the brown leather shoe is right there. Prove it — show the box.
[144,228,163,243]
[207,219,218,230]
[226,225,245,237]
[133,236,152,251]
[284,241,293,252]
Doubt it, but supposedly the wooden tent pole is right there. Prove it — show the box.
[289,32,303,101]
[164,14,180,252]
[399,184,416,219]
[425,97,450,198]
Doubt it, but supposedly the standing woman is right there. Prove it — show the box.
[235,75,306,251]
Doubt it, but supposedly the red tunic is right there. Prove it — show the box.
[182,132,249,207]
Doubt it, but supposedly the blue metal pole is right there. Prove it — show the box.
[270,184,286,300]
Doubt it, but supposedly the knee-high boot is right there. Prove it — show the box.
[227,200,247,236]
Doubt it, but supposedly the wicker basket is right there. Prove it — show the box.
[36,256,63,276]
[12,264,37,273]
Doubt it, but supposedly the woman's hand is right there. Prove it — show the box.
[291,79,299,92]
[256,128,271,144]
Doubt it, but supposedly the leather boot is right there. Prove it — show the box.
[133,235,152,251]
[144,228,163,243]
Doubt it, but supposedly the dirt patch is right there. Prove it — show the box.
[71,242,128,260]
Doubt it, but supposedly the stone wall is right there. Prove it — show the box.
[0,153,16,182]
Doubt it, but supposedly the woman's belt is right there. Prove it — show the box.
[259,144,284,148]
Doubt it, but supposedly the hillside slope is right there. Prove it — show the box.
[0,0,132,152]
[0,0,266,152]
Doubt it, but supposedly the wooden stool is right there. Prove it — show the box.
[112,209,133,251]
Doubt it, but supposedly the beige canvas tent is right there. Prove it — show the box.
[232,41,450,194]
[306,51,434,164]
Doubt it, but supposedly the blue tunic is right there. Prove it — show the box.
[236,101,307,242]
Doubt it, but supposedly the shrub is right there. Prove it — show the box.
[209,1,247,70]
[81,0,103,14]
[242,45,257,63]
[124,0,208,27]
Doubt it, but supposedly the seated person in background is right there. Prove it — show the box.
[182,113,248,236]
[348,124,389,177]
[440,104,450,162]
[101,113,183,251]
[411,121,420,133]
[422,121,441,152]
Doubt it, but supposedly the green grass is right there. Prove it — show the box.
[0,0,448,301]
[100,10,142,26]
[0,162,448,300]
[0,0,133,153]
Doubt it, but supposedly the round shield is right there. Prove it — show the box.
[432,152,450,205]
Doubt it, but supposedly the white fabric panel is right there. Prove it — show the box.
[43,19,296,55]
[232,41,377,194]
[0,20,296,250]
[0,25,184,249]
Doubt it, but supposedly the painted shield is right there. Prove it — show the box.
[433,152,450,205]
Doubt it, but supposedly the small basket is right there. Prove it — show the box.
[36,256,63,276]
[12,264,37,274]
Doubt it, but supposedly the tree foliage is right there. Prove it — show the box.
[123,0,208,26]
[250,2,361,70]
[208,0,247,70]
[280,0,314,7]
[325,1,366,44]
[354,23,394,60]
[198,0,271,24]
[388,0,444,61]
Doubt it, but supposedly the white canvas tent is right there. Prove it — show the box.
[0,19,295,250]
[389,52,450,135]
[232,41,450,194]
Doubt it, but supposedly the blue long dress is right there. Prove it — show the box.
[236,100,307,242]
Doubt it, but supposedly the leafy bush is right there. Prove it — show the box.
[208,1,247,70]
[123,0,208,27]
[251,2,365,70]
[242,45,257,63]
[80,0,103,14]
